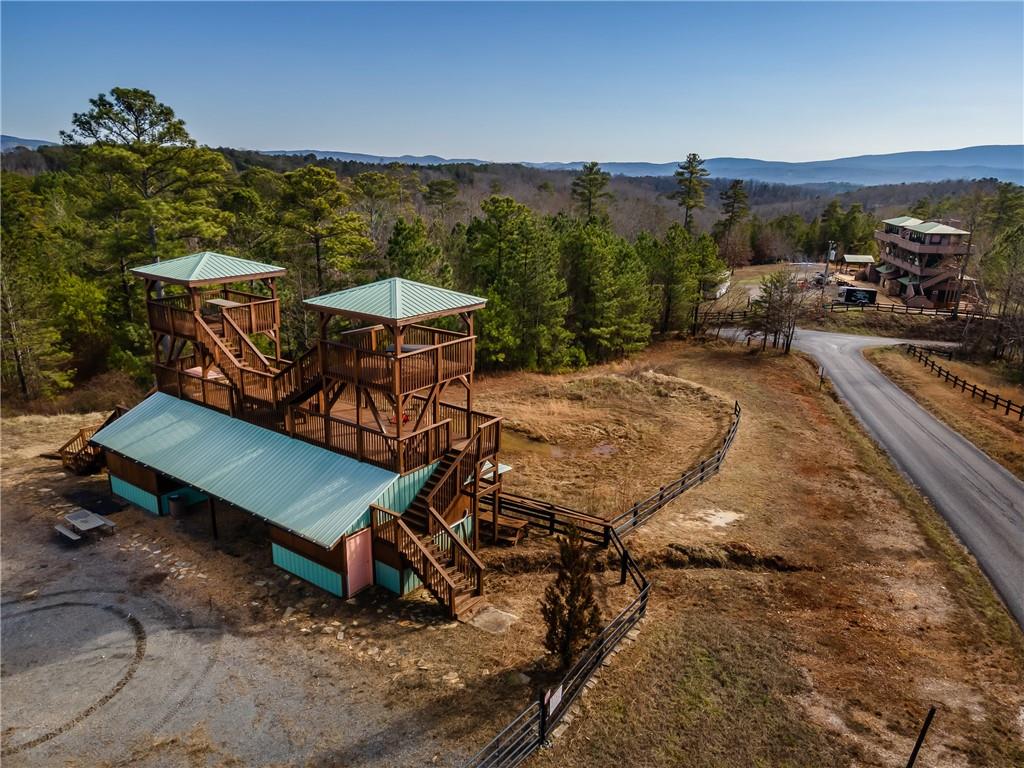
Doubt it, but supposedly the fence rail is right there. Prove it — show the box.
[464,401,742,768]
[825,302,997,321]
[904,344,1022,420]
[611,400,741,536]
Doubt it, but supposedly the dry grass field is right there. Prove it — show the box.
[867,347,1024,479]
[3,339,1022,767]
[478,340,1023,768]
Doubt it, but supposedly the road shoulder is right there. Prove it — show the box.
[865,346,1024,480]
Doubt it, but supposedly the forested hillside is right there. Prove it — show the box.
[3,88,1023,411]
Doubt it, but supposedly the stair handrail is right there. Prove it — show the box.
[371,505,459,615]
[272,345,320,402]
[220,310,276,374]
[427,507,484,596]
[424,416,502,528]
[58,404,128,459]
[195,315,278,410]
[194,315,248,392]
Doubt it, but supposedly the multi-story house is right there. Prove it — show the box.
[871,216,972,308]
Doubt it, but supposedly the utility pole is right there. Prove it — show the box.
[821,240,836,300]
[951,225,974,319]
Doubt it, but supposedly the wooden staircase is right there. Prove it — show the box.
[194,314,323,426]
[58,406,128,474]
[370,419,502,620]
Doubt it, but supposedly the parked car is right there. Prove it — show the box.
[836,287,877,305]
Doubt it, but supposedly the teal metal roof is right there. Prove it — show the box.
[897,276,921,286]
[842,254,875,264]
[305,277,486,323]
[882,216,923,227]
[876,264,896,274]
[131,252,286,286]
[91,393,398,548]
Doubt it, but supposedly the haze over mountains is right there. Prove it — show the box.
[3,134,1021,186]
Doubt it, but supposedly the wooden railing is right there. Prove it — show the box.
[427,508,484,597]
[371,505,460,617]
[320,335,476,395]
[903,344,1023,420]
[273,346,320,403]
[222,298,279,335]
[425,417,501,530]
[58,405,129,473]
[286,406,452,472]
[320,340,393,390]
[147,301,197,338]
[155,364,235,413]
[221,312,276,374]
[824,302,997,321]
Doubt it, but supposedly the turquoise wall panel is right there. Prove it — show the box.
[159,486,209,515]
[451,514,473,543]
[401,568,422,595]
[110,475,160,515]
[272,543,344,597]
[375,560,401,594]
[375,462,438,514]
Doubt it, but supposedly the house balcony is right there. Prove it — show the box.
[874,230,971,257]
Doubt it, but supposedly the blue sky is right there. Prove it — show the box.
[2,2,1022,162]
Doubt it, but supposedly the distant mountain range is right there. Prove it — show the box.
[264,144,1023,186]
[4,134,1021,186]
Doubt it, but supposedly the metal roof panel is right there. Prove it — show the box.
[91,393,397,549]
[305,278,486,322]
[131,252,286,286]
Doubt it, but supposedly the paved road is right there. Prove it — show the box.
[791,329,1024,630]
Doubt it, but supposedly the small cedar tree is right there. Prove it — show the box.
[541,527,602,669]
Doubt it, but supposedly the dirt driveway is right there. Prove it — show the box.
[0,418,535,768]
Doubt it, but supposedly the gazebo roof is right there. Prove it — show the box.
[131,252,286,287]
[305,278,486,324]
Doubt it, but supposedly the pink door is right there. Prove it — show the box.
[345,528,373,597]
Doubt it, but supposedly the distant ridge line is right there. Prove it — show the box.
[3,135,1021,185]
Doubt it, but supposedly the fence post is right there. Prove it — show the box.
[538,688,548,746]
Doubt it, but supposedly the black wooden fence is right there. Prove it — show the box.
[462,530,649,768]
[825,302,996,321]
[610,401,741,536]
[904,344,1023,420]
[463,402,742,768]
[698,302,998,331]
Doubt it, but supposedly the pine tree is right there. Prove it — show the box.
[279,165,372,294]
[541,528,602,669]
[561,224,650,362]
[384,216,447,284]
[570,162,613,224]
[713,180,751,269]
[467,197,574,371]
[671,152,710,232]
